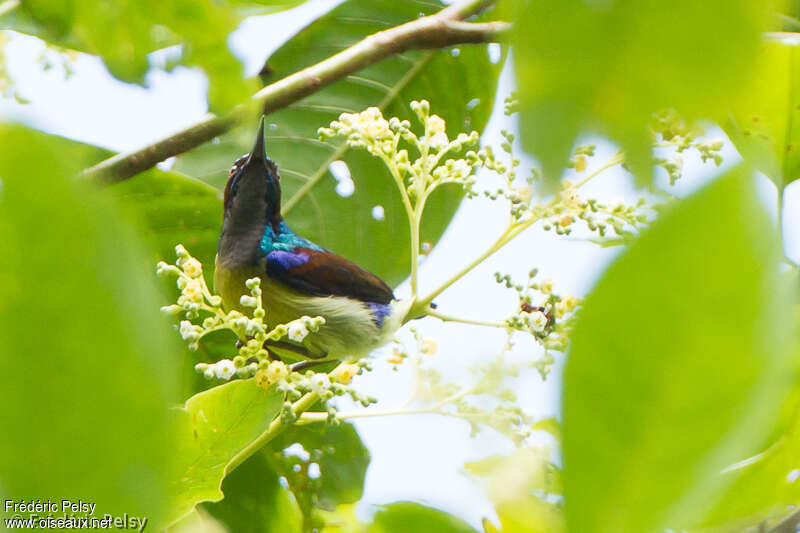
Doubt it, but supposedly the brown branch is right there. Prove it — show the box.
[769,508,800,533]
[82,0,509,184]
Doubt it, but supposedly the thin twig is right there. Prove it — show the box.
[427,309,507,328]
[82,1,509,184]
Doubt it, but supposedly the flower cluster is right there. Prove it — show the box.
[477,131,657,243]
[402,356,536,445]
[496,269,580,377]
[268,362,376,425]
[650,109,724,185]
[387,326,437,368]
[319,100,481,205]
[157,245,325,378]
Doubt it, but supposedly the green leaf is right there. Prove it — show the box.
[699,384,800,528]
[726,38,800,190]
[204,452,303,533]
[465,449,564,533]
[0,128,223,279]
[270,422,371,512]
[368,502,480,533]
[1,0,258,109]
[562,168,796,533]
[169,509,229,533]
[0,125,180,525]
[166,380,283,529]
[111,168,222,281]
[512,0,768,184]
[174,0,503,286]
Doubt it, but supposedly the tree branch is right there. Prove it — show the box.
[82,1,509,184]
[769,508,800,533]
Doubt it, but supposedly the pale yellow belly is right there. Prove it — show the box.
[214,255,408,359]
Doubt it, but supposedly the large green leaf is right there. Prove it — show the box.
[166,380,283,529]
[0,129,223,278]
[726,38,800,190]
[512,0,769,184]
[174,0,503,286]
[698,381,800,529]
[562,169,796,533]
[203,452,303,533]
[112,168,222,282]
[368,502,480,533]
[0,125,180,526]
[271,421,371,511]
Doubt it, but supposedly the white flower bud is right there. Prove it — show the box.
[239,295,258,308]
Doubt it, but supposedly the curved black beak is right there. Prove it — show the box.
[245,117,267,166]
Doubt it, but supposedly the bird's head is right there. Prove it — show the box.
[223,117,282,232]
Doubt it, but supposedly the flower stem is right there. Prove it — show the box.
[225,391,319,475]
[427,309,507,328]
[573,151,624,189]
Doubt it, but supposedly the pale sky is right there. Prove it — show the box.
[2,0,798,527]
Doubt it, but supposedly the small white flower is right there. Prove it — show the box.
[214,359,236,380]
[182,258,203,278]
[428,131,449,149]
[332,363,359,385]
[451,159,471,179]
[525,311,549,332]
[309,373,331,395]
[179,320,199,341]
[266,360,289,383]
[287,321,310,342]
[426,114,445,135]
[203,367,215,380]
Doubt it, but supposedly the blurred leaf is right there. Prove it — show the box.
[513,0,768,185]
[700,433,800,529]
[112,168,222,281]
[230,0,311,17]
[270,422,370,512]
[0,125,179,524]
[174,0,503,286]
[563,168,796,533]
[165,380,283,529]
[170,509,229,533]
[0,128,223,278]
[699,383,800,529]
[466,449,564,533]
[726,38,800,190]
[204,451,303,533]
[367,502,479,533]
[0,0,259,109]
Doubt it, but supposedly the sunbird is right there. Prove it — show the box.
[215,118,411,361]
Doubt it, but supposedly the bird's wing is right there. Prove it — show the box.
[265,247,394,304]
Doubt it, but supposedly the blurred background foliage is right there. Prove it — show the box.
[1,0,800,532]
